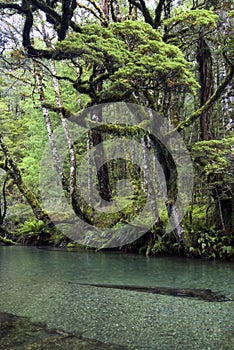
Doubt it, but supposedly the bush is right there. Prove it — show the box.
[17,219,51,245]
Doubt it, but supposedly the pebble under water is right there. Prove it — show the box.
[0,246,234,350]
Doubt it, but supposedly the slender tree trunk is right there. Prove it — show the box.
[91,116,112,205]
[141,136,158,222]
[33,61,68,191]
[219,6,234,134]
[40,17,76,199]
[101,0,109,21]
[90,0,112,206]
[90,0,112,204]
[0,170,8,225]
[197,35,213,140]
[153,139,184,242]
[0,135,55,228]
[172,64,234,135]
[86,131,94,206]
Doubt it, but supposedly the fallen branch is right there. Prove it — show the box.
[79,283,232,302]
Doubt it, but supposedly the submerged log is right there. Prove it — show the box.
[79,283,232,302]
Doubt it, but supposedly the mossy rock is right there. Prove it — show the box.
[0,312,130,350]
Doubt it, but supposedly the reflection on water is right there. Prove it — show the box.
[0,246,234,349]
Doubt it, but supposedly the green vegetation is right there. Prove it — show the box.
[0,0,233,259]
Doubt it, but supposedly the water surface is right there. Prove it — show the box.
[0,246,234,349]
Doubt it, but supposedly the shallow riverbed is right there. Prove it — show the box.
[0,246,234,349]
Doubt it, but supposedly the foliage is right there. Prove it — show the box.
[56,21,199,97]
[192,136,234,181]
[188,229,234,260]
[0,235,16,245]
[17,219,51,245]
[0,0,233,258]
[163,9,218,29]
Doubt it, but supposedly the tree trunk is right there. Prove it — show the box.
[0,170,8,225]
[40,17,77,199]
[172,63,234,135]
[90,0,112,206]
[141,136,158,222]
[33,61,68,191]
[0,135,55,229]
[152,138,184,242]
[214,184,234,235]
[91,120,112,205]
[197,35,213,140]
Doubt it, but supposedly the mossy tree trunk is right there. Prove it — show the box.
[197,34,213,141]
[213,184,234,235]
[91,115,113,205]
[0,135,55,230]
[0,169,8,226]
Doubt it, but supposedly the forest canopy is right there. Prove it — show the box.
[0,0,233,258]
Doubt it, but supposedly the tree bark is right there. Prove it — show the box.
[170,63,234,135]
[0,170,8,225]
[33,61,69,191]
[141,136,158,222]
[0,135,55,229]
[152,139,183,242]
[39,17,77,201]
[91,107,113,205]
[197,35,213,140]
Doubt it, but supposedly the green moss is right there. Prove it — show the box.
[56,20,199,96]
[0,236,17,245]
[163,9,218,28]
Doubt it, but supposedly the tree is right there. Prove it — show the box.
[0,0,233,254]
[0,134,55,229]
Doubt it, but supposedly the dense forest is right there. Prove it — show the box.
[0,0,233,259]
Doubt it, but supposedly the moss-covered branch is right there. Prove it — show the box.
[0,135,55,229]
[169,64,234,135]
[42,102,74,119]
[77,2,108,25]
[0,235,17,245]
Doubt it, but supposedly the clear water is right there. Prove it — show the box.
[0,246,234,349]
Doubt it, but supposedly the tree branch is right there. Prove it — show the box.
[0,2,25,12]
[32,58,76,83]
[76,2,107,25]
[77,0,108,25]
[31,0,81,33]
[154,0,165,28]
[0,134,55,228]
[169,63,234,135]
[128,0,154,26]
[58,0,77,40]
[22,4,34,52]
[42,102,75,118]
[139,0,154,26]
[2,0,81,57]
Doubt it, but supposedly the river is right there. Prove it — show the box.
[0,246,234,349]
